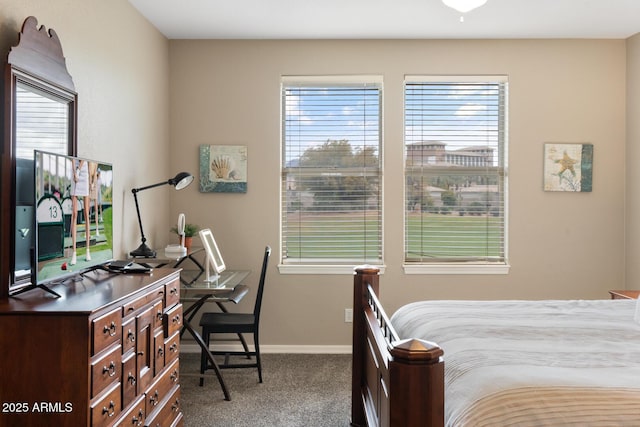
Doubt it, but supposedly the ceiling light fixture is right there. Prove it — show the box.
[442,0,488,14]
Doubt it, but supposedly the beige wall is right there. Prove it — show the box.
[0,0,171,259]
[0,1,631,348]
[170,39,627,347]
[626,34,640,287]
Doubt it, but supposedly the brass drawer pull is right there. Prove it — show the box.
[149,391,159,406]
[102,361,116,377]
[132,409,144,426]
[103,321,117,337]
[102,400,116,417]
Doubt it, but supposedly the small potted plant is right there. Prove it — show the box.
[170,223,199,250]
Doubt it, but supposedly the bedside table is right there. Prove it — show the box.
[609,290,640,300]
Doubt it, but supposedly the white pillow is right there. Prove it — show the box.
[635,297,640,324]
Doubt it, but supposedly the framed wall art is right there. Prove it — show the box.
[543,143,593,192]
[199,145,247,193]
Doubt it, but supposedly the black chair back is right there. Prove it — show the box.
[253,246,271,323]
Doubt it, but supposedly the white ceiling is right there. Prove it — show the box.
[127,0,640,40]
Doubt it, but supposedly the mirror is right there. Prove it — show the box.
[199,228,226,283]
[1,17,77,297]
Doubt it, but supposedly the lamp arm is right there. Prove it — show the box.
[132,180,170,193]
[132,189,147,244]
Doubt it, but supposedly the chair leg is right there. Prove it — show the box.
[254,331,262,383]
[238,333,251,359]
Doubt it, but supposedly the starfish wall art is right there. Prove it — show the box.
[543,143,593,192]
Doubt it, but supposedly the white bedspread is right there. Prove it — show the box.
[390,299,640,426]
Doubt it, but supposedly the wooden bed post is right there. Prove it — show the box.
[352,266,379,426]
[352,266,445,427]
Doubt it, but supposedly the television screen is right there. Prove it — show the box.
[34,150,113,285]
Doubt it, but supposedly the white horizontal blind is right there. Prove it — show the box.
[404,76,507,264]
[15,82,69,160]
[282,77,382,265]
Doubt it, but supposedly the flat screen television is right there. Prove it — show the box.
[31,150,114,289]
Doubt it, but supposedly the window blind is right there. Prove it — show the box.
[282,77,382,265]
[404,76,507,264]
[15,82,69,160]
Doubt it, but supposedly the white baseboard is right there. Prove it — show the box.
[180,343,352,354]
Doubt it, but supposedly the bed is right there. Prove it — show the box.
[351,266,640,427]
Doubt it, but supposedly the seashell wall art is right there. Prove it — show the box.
[199,145,247,193]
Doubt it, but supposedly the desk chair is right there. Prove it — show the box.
[199,246,271,385]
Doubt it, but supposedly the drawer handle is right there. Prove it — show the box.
[172,314,181,325]
[149,391,159,406]
[132,409,144,426]
[103,321,117,337]
[171,398,180,411]
[128,373,137,385]
[102,361,117,377]
[156,311,163,320]
[102,400,116,417]
[157,346,164,357]
[169,287,178,295]
[169,343,178,353]
[170,370,179,383]
[127,330,136,343]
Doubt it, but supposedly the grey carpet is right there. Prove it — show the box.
[179,353,352,427]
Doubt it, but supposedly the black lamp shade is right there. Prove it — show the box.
[170,172,194,190]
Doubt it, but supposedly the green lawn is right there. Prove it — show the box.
[284,211,502,260]
[284,211,380,259]
[406,212,503,260]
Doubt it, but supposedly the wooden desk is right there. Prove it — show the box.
[609,290,640,299]
[180,269,250,401]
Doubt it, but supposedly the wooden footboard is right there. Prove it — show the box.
[351,266,445,427]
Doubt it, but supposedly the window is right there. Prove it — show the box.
[281,76,383,273]
[404,76,508,274]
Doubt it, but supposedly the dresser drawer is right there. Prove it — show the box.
[152,300,163,331]
[114,394,146,427]
[123,317,137,354]
[145,358,179,417]
[92,308,122,355]
[122,289,165,319]
[165,331,180,365]
[122,351,137,408]
[163,303,183,337]
[165,277,181,308]
[91,344,122,398]
[153,328,166,375]
[91,382,122,427]
[144,385,181,427]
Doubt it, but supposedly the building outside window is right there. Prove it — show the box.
[404,75,509,274]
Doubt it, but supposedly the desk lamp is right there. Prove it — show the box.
[130,172,194,258]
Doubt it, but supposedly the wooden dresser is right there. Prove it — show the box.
[0,268,183,427]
